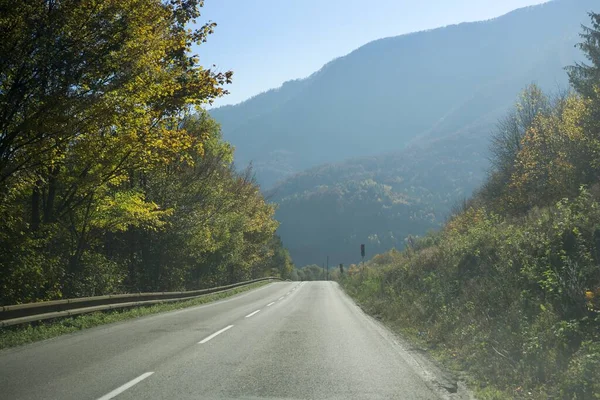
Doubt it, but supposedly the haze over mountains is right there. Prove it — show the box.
[211,0,595,266]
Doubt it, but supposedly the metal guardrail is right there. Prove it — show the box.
[0,277,280,328]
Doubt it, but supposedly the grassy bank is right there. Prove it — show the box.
[339,191,600,399]
[0,281,271,350]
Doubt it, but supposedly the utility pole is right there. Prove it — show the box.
[326,255,329,281]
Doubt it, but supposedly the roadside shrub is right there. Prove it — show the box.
[340,189,600,398]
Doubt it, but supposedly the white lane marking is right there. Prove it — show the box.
[267,302,275,307]
[286,292,291,295]
[166,282,276,317]
[278,296,284,301]
[245,309,261,318]
[97,372,154,400]
[199,325,234,344]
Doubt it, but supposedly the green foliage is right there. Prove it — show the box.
[264,235,295,280]
[560,341,600,399]
[0,2,289,304]
[568,12,600,99]
[483,84,552,210]
[294,265,327,281]
[340,14,600,398]
[342,190,600,397]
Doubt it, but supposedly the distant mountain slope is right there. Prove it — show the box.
[270,124,489,267]
[211,0,591,189]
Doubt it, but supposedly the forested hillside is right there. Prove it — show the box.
[270,124,488,266]
[0,1,292,306]
[212,0,592,189]
[341,13,600,398]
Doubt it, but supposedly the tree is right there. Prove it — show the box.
[490,84,550,174]
[0,0,231,185]
[567,12,600,184]
[296,265,326,281]
[567,12,600,99]
[0,2,288,303]
[482,84,551,211]
[507,95,589,211]
[264,235,295,279]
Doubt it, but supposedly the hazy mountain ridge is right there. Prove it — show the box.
[211,78,310,135]
[212,0,590,190]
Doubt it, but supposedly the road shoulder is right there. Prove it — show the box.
[336,282,477,400]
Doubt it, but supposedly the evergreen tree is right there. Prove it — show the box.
[568,13,600,98]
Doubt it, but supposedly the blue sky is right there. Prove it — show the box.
[194,0,550,107]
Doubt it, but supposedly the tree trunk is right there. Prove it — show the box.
[43,166,59,223]
[31,181,41,231]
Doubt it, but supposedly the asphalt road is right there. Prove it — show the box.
[0,281,460,399]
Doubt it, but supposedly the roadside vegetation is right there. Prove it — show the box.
[340,13,600,399]
[0,280,271,350]
[0,1,293,306]
[291,264,328,281]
